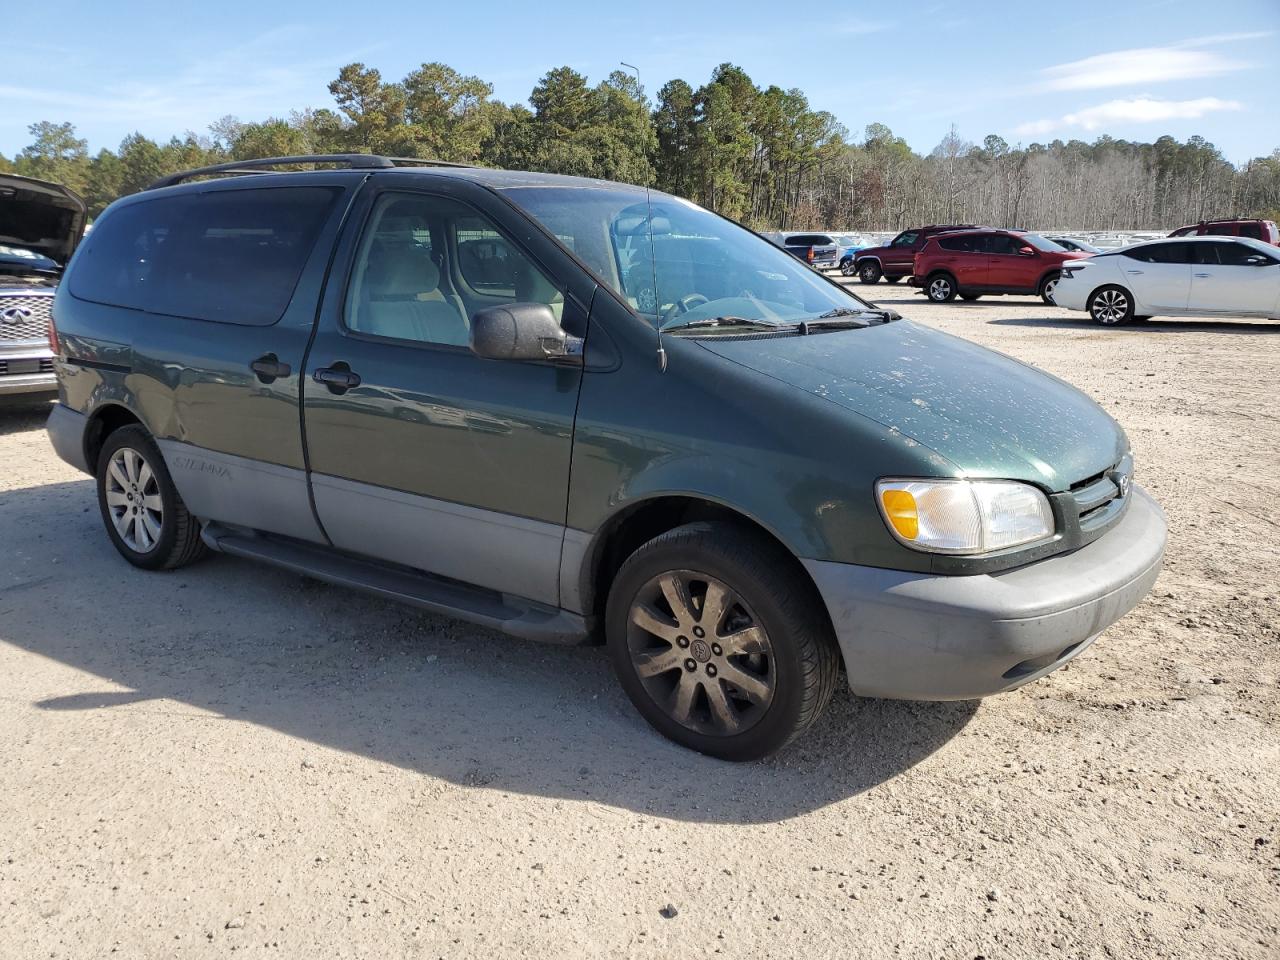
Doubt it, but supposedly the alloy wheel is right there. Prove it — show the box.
[104,447,164,552]
[1091,289,1128,324]
[929,277,952,301]
[1043,277,1058,303]
[625,570,775,737]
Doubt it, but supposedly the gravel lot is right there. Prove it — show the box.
[2,291,1277,959]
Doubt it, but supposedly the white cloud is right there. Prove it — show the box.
[1039,39,1260,91]
[1016,96,1244,136]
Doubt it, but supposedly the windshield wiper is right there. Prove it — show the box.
[799,307,901,333]
[664,316,780,333]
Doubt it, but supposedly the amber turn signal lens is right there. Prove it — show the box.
[880,488,919,540]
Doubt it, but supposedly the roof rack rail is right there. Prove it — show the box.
[146,154,473,190]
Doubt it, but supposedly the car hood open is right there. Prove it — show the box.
[701,319,1127,491]
[0,174,88,272]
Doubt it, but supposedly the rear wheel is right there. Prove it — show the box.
[926,273,957,303]
[840,258,856,276]
[1088,285,1134,326]
[858,261,882,284]
[96,425,207,570]
[1039,271,1062,305]
[885,275,902,284]
[606,522,839,761]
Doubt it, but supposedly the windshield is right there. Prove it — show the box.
[499,185,875,331]
[1021,233,1068,252]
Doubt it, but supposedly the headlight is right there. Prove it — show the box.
[876,478,1055,554]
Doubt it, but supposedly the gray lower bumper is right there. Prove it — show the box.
[804,486,1167,700]
[0,371,56,396]
[46,402,91,474]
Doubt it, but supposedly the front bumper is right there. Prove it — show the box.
[803,485,1166,700]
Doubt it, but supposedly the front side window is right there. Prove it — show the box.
[985,234,1021,256]
[1020,233,1067,252]
[70,187,337,325]
[500,185,876,332]
[345,193,562,347]
[892,231,919,248]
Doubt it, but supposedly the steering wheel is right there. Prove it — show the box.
[659,293,710,326]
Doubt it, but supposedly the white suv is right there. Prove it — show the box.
[1053,236,1280,325]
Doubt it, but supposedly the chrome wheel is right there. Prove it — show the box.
[1091,288,1129,324]
[104,447,163,553]
[840,259,855,276]
[626,570,775,737]
[1042,276,1059,303]
[929,277,952,301]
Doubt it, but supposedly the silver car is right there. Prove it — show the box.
[0,175,86,396]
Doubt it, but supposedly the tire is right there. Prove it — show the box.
[839,258,856,276]
[885,275,902,284]
[857,261,881,284]
[96,424,207,570]
[1039,271,1062,305]
[959,293,982,302]
[605,521,840,762]
[926,273,957,303]
[1088,285,1135,326]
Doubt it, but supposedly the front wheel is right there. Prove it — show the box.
[1039,271,1061,305]
[606,522,839,761]
[1088,285,1134,326]
[97,425,207,570]
[926,274,957,302]
[840,258,856,276]
[857,261,881,284]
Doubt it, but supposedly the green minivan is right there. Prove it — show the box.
[46,155,1166,760]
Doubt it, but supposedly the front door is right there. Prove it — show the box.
[985,234,1034,291]
[301,183,585,606]
[1188,241,1280,315]
[881,231,919,276]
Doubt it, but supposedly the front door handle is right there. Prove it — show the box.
[1193,272,1212,278]
[313,363,362,393]
[250,354,291,383]
[1125,270,1144,275]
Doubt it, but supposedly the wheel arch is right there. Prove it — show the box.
[83,402,145,472]
[571,494,834,645]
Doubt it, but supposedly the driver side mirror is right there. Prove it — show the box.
[1244,254,1275,266]
[470,302,583,364]
[1017,245,1036,256]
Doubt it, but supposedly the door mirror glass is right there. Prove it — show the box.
[470,302,582,362]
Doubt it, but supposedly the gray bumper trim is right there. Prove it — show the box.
[46,403,90,474]
[803,486,1167,701]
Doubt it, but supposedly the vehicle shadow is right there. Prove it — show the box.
[0,395,54,436]
[0,476,976,825]
[986,316,1280,333]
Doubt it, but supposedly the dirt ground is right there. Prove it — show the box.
[1,291,1277,960]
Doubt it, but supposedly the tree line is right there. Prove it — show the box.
[3,60,1278,231]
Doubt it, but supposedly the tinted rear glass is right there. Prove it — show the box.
[1239,223,1263,240]
[786,234,832,246]
[70,186,337,325]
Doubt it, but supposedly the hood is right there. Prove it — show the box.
[701,320,1127,491]
[0,174,87,272]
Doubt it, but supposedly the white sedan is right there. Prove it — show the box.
[1053,236,1280,325]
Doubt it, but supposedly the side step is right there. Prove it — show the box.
[201,523,589,645]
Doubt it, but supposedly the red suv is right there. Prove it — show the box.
[1169,219,1280,246]
[852,225,983,284]
[910,230,1090,304]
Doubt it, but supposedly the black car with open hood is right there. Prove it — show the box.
[0,174,87,396]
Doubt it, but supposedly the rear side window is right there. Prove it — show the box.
[1204,224,1239,237]
[1238,223,1263,240]
[1126,242,1192,264]
[938,234,981,252]
[70,186,338,325]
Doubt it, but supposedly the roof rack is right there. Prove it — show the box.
[146,154,473,190]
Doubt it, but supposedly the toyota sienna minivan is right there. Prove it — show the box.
[46,155,1167,760]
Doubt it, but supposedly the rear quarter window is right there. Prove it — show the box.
[69,186,338,325]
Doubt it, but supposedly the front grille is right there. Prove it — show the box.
[0,293,53,343]
[0,357,54,375]
[1068,456,1132,535]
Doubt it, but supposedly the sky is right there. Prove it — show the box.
[3,0,1278,163]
